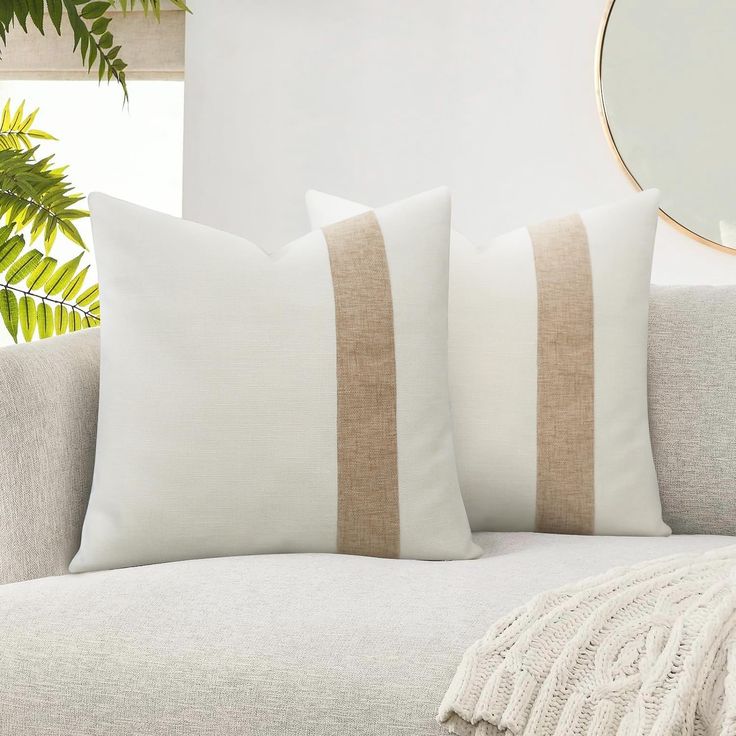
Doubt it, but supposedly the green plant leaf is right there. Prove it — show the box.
[0,147,88,252]
[0,100,57,150]
[86,36,97,68]
[61,263,88,300]
[44,252,82,295]
[0,0,188,100]
[46,0,62,33]
[54,302,68,334]
[90,15,108,33]
[75,281,98,306]
[69,308,81,332]
[12,0,29,32]
[25,128,56,141]
[26,255,57,290]
[80,1,108,19]
[18,293,36,340]
[62,0,128,101]
[4,246,42,283]
[27,0,44,32]
[36,299,52,338]
[114,0,190,13]
[0,101,103,341]
[0,286,18,342]
[9,101,24,129]
[0,3,13,24]
[0,234,24,271]
[0,101,10,130]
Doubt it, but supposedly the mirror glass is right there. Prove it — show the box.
[598,0,736,252]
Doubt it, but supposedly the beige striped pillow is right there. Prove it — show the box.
[70,188,480,573]
[307,190,670,536]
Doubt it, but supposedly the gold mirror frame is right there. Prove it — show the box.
[595,0,735,255]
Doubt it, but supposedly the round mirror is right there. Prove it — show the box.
[597,0,736,253]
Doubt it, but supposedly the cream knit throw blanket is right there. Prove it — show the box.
[438,545,736,736]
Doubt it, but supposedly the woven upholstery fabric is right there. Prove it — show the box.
[649,286,736,535]
[307,190,668,536]
[70,190,478,572]
[0,329,99,586]
[0,532,732,736]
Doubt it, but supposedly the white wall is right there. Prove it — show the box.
[183,0,736,284]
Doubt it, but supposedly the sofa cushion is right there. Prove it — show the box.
[1,532,731,736]
[71,189,478,573]
[649,286,736,535]
[307,190,668,536]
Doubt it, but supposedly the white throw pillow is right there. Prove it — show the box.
[70,188,480,573]
[306,189,670,536]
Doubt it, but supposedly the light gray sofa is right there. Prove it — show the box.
[0,285,734,736]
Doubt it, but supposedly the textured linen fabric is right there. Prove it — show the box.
[649,286,736,535]
[0,532,733,736]
[323,212,400,557]
[70,189,478,572]
[529,215,594,534]
[307,190,669,536]
[0,329,99,586]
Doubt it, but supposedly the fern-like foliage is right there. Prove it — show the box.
[0,100,56,151]
[0,100,99,344]
[0,226,100,343]
[0,0,128,99]
[115,0,190,18]
[0,100,88,256]
[62,0,129,100]
[0,0,190,101]
[0,147,88,252]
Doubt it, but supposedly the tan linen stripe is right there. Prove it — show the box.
[322,212,400,558]
[529,214,595,534]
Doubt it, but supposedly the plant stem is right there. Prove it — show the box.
[0,188,61,230]
[0,281,100,323]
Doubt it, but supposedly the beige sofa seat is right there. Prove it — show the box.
[0,531,733,736]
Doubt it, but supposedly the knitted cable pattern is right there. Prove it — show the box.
[438,545,736,736]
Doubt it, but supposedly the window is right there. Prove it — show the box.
[0,8,184,346]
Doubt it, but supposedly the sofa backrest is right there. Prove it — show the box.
[649,285,735,535]
[0,286,733,584]
[0,328,99,585]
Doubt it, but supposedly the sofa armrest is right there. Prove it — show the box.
[0,329,99,585]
